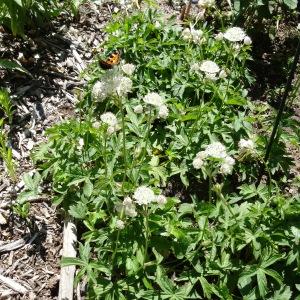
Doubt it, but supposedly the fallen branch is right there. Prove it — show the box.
[58,217,77,300]
[0,274,28,294]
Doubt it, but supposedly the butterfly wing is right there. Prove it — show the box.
[99,50,121,69]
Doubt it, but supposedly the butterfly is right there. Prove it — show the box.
[99,50,121,69]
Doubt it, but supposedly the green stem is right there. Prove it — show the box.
[208,172,212,202]
[144,206,150,269]
[120,98,127,192]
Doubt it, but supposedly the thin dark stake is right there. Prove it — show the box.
[257,37,300,184]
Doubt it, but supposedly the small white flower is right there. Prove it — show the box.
[143,92,164,107]
[191,29,203,43]
[92,81,108,102]
[116,197,137,217]
[205,72,218,81]
[220,156,235,175]
[200,60,220,74]
[193,157,204,169]
[133,104,143,114]
[198,0,215,8]
[115,76,133,96]
[154,21,161,29]
[243,36,252,45]
[219,70,227,79]
[220,163,233,175]
[238,139,255,151]
[158,105,169,119]
[205,142,227,159]
[224,27,246,42]
[77,138,84,150]
[297,23,300,31]
[191,63,201,73]
[100,112,118,127]
[133,186,156,206]
[116,219,125,229]
[93,121,101,129]
[156,195,167,205]
[215,32,224,41]
[182,28,192,40]
[121,63,135,76]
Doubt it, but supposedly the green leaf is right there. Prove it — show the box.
[61,257,86,267]
[263,269,283,285]
[83,178,93,197]
[0,59,31,75]
[283,0,297,9]
[257,269,267,298]
[199,276,213,299]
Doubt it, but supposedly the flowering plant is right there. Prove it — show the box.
[32,8,300,300]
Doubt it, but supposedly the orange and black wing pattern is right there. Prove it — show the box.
[99,50,121,69]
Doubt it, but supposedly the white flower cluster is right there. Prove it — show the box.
[142,92,169,119]
[182,28,205,44]
[116,196,137,217]
[92,66,134,101]
[100,112,119,134]
[121,63,135,76]
[115,219,125,229]
[193,142,235,175]
[223,27,252,45]
[192,60,226,81]
[133,186,167,206]
[238,138,256,156]
[197,0,215,8]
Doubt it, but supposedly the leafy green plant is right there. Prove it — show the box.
[0,0,84,36]
[32,8,300,299]
[0,119,16,182]
[13,202,30,219]
[0,88,14,124]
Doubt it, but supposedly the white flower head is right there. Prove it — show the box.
[243,36,252,45]
[93,121,101,129]
[133,104,143,114]
[215,32,224,41]
[92,81,108,102]
[191,63,201,73]
[143,92,164,107]
[198,0,215,8]
[200,60,220,74]
[297,23,300,31]
[191,28,204,43]
[224,27,246,42]
[193,157,204,169]
[205,142,227,159]
[116,219,125,230]
[156,195,167,206]
[77,138,84,150]
[220,156,235,175]
[114,76,133,96]
[100,112,118,127]
[116,196,137,217]
[205,72,218,81]
[133,186,156,206]
[121,63,136,76]
[182,28,192,40]
[238,139,255,151]
[219,69,227,79]
[158,105,169,119]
